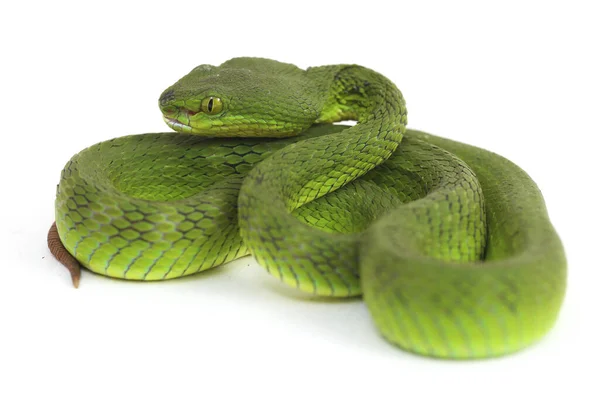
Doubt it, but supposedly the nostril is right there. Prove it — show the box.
[159,89,175,105]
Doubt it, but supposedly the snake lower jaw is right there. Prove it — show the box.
[164,117,194,133]
[163,116,306,138]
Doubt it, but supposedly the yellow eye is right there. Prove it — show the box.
[201,97,223,114]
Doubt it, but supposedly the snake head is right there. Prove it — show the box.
[158,58,321,137]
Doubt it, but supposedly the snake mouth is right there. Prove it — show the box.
[163,113,302,137]
[164,116,193,133]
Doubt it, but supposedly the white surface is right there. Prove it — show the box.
[1,1,598,399]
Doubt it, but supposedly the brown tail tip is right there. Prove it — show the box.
[47,222,81,288]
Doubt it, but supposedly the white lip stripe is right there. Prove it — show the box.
[164,117,191,132]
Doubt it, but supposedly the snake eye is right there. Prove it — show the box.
[201,97,223,114]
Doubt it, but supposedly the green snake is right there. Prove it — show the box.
[49,57,566,359]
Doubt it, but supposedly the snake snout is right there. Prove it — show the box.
[159,89,175,106]
[158,90,180,120]
[159,89,199,120]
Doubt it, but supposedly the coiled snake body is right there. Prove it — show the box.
[50,58,566,359]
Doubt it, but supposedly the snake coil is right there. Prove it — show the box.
[50,58,566,359]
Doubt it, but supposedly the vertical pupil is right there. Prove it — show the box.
[207,97,214,112]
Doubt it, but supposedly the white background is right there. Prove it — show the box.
[1,1,598,399]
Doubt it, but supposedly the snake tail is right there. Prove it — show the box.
[48,222,81,288]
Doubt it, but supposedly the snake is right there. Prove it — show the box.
[48,57,566,359]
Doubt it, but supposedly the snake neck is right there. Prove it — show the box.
[286,64,408,210]
[309,65,407,135]
[241,64,408,212]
